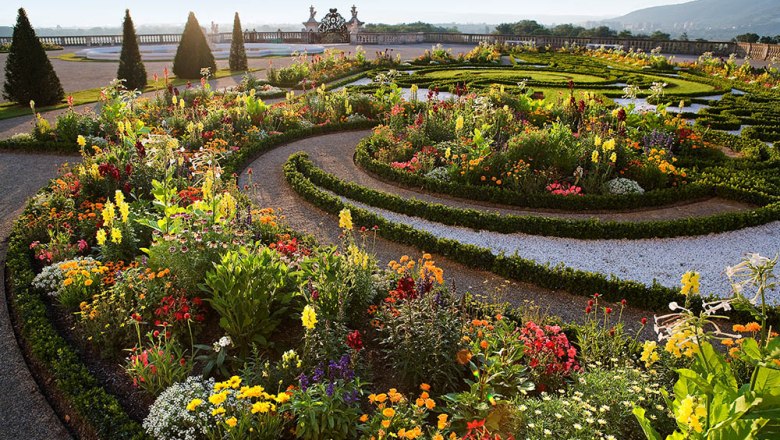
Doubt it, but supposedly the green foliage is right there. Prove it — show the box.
[375,287,464,392]
[202,246,301,354]
[117,9,147,90]
[229,12,248,71]
[2,8,64,105]
[172,11,216,80]
[288,377,362,440]
[125,330,192,396]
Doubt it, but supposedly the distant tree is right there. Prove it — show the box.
[117,9,147,90]
[734,33,760,43]
[2,8,64,105]
[229,12,248,71]
[617,30,634,38]
[364,22,459,33]
[581,26,617,38]
[759,35,780,44]
[551,24,585,37]
[679,32,689,41]
[494,23,515,35]
[649,31,671,40]
[173,12,216,79]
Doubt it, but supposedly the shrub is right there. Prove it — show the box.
[202,246,301,354]
[228,12,248,71]
[375,256,464,391]
[125,329,192,395]
[117,9,147,90]
[2,8,64,105]
[173,12,216,80]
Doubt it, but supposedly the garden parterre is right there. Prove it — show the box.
[6,45,780,439]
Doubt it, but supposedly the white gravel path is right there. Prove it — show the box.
[341,197,780,304]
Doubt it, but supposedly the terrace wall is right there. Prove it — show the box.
[1,31,778,59]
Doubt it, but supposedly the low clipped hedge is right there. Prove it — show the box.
[355,138,736,211]
[5,220,147,439]
[290,152,780,239]
[0,139,78,154]
[284,152,780,324]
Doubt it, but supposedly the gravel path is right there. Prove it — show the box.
[240,131,656,337]
[0,151,74,439]
[345,198,780,303]
[310,130,751,223]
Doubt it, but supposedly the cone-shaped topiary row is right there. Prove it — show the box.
[229,12,248,71]
[117,9,147,91]
[3,8,64,106]
[173,12,217,80]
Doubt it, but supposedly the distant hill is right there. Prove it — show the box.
[608,0,780,40]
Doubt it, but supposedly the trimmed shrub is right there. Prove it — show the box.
[172,12,216,80]
[117,9,147,91]
[228,12,248,71]
[2,8,64,105]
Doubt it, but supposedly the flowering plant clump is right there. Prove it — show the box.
[359,385,455,440]
[144,376,215,440]
[126,326,192,395]
[518,321,580,390]
[604,177,644,195]
[52,257,108,307]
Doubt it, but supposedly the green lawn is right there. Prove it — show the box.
[420,68,609,84]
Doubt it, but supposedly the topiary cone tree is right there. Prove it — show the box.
[229,12,248,71]
[117,9,147,90]
[172,12,217,80]
[3,8,64,106]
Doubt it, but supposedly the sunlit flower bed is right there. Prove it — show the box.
[9,54,780,439]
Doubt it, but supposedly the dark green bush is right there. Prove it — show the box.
[172,12,216,80]
[117,9,147,91]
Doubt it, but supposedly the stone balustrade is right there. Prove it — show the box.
[1,31,779,60]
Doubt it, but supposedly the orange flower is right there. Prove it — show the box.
[744,322,761,333]
[359,414,368,423]
[456,349,472,365]
[721,339,734,347]
[480,340,488,350]
[419,383,430,392]
[733,324,746,332]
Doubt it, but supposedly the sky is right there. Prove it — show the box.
[1,1,694,27]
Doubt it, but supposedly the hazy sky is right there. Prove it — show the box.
[1,1,694,27]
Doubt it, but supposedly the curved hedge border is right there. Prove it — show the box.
[6,222,146,439]
[284,151,780,324]
[291,153,780,239]
[354,138,770,211]
[3,120,376,440]
[0,139,79,154]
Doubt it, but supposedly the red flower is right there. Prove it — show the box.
[641,317,648,326]
[346,330,363,351]
[605,307,613,315]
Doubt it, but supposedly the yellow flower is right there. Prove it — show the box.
[594,135,602,147]
[211,406,225,416]
[382,419,391,428]
[609,152,617,163]
[84,279,94,287]
[338,208,353,230]
[302,305,317,330]
[96,229,107,246]
[225,417,237,428]
[676,395,707,433]
[102,201,116,226]
[437,414,448,430]
[77,135,86,147]
[591,150,599,163]
[382,407,395,418]
[111,228,122,244]
[640,340,659,368]
[680,271,700,296]
[227,375,242,389]
[63,278,74,287]
[186,398,203,411]
[275,392,290,404]
[209,391,228,406]
[602,138,616,152]
[455,115,464,132]
[251,401,272,414]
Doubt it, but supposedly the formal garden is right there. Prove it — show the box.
[2,6,780,439]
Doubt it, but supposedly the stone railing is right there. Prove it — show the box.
[2,31,779,60]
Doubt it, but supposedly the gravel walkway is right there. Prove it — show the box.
[240,131,656,337]
[0,151,74,439]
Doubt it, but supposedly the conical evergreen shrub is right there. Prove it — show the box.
[2,8,64,105]
[229,12,248,71]
[117,9,147,90]
[172,12,217,80]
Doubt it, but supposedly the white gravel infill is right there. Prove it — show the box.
[342,197,780,304]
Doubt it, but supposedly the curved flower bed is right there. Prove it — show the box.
[5,51,780,440]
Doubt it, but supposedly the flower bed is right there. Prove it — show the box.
[5,50,780,440]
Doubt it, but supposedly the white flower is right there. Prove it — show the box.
[218,336,232,347]
[573,423,582,430]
